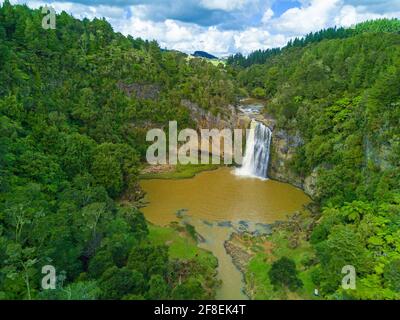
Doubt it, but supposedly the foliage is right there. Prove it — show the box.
[227,19,400,68]
[235,18,400,300]
[0,1,227,300]
[268,257,303,291]
[1,1,400,300]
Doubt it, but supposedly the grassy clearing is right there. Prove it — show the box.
[246,253,276,299]
[147,223,220,297]
[185,55,226,67]
[148,223,217,266]
[244,229,319,300]
[140,163,220,180]
[209,59,226,67]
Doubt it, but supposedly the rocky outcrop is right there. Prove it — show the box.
[181,99,247,130]
[193,99,319,199]
[224,234,253,274]
[303,168,319,198]
[364,136,394,171]
[118,82,161,100]
[225,102,319,197]
[255,114,318,199]
[267,128,319,199]
[268,129,304,188]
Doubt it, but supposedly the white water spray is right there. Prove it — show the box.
[235,120,272,179]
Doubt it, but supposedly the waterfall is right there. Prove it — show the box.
[235,120,272,179]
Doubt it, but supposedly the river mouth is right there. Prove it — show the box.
[139,167,310,299]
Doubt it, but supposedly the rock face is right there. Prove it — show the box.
[303,168,319,198]
[365,136,394,171]
[257,115,318,199]
[181,99,245,130]
[118,82,161,100]
[266,126,319,199]
[224,234,253,274]
[268,129,303,188]
[180,99,318,199]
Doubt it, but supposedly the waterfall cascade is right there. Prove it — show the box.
[235,120,272,179]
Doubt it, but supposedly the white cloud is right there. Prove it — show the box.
[200,0,247,11]
[335,4,400,27]
[262,8,274,24]
[4,0,126,20]
[234,27,286,52]
[118,16,241,56]
[116,11,289,56]
[2,0,400,56]
[272,0,342,36]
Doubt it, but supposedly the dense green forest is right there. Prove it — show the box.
[0,1,235,300]
[1,0,400,300]
[227,19,400,68]
[235,20,400,299]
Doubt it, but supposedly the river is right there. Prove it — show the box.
[140,167,310,299]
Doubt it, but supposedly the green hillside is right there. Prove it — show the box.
[233,20,400,299]
[1,0,399,300]
[0,1,233,300]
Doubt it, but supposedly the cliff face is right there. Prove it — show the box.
[268,130,303,187]
[118,82,161,100]
[181,99,247,130]
[269,130,319,199]
[180,100,318,199]
[259,116,318,199]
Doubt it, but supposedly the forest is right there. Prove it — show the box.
[0,1,235,300]
[0,0,400,300]
[227,19,400,68]
[235,19,400,299]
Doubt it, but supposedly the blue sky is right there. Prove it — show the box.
[272,0,302,16]
[3,0,400,56]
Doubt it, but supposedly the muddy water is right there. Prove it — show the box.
[140,167,310,299]
[193,220,247,300]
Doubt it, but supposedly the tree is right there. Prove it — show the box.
[38,281,101,300]
[88,250,114,279]
[384,260,400,292]
[146,275,169,300]
[0,2,234,301]
[99,267,145,300]
[251,87,266,99]
[61,133,96,178]
[91,150,123,197]
[118,207,148,242]
[128,245,169,279]
[171,278,206,300]
[91,143,139,197]
[268,257,303,291]
[315,225,372,294]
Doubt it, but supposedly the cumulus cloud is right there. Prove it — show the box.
[270,0,400,39]
[1,0,400,56]
[272,0,342,35]
[262,8,274,24]
[336,2,400,26]
[117,14,281,56]
[199,0,247,11]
